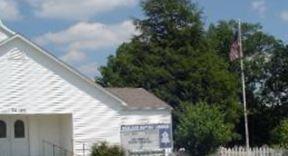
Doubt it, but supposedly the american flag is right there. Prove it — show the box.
[229,31,241,61]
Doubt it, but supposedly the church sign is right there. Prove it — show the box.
[121,124,172,151]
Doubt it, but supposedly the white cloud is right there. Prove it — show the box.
[26,0,137,20]
[251,0,267,17]
[36,20,139,64]
[61,50,87,63]
[0,0,22,21]
[280,11,288,22]
[78,62,101,78]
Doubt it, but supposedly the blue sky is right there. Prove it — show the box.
[1,0,288,78]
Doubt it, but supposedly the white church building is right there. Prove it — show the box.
[0,20,173,156]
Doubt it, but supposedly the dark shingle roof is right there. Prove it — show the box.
[106,88,171,109]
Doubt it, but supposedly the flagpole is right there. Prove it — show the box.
[238,19,250,149]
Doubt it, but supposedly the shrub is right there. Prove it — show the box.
[90,142,125,156]
[175,102,235,156]
[271,119,288,148]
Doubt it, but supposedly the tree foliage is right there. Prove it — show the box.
[207,20,286,146]
[175,102,234,156]
[271,119,288,148]
[97,0,288,150]
[91,142,125,156]
[98,0,240,123]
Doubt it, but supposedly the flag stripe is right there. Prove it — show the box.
[229,31,240,61]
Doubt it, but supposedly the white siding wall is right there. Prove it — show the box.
[121,109,172,125]
[0,38,123,154]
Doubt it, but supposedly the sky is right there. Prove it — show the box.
[1,0,288,78]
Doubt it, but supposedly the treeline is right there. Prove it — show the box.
[97,0,288,155]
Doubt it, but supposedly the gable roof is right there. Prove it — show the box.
[106,88,172,110]
[0,21,171,111]
[0,22,128,108]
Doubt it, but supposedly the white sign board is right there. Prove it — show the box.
[121,124,172,151]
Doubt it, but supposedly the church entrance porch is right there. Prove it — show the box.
[0,114,73,156]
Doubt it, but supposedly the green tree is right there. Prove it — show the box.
[207,20,279,62]
[98,0,240,123]
[256,46,288,145]
[271,119,288,148]
[207,20,284,146]
[175,102,234,156]
[262,46,288,109]
[91,142,125,156]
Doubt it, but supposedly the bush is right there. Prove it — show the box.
[175,102,235,156]
[90,142,125,156]
[271,119,288,148]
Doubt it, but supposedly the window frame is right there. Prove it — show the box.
[14,120,25,138]
[0,120,7,138]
